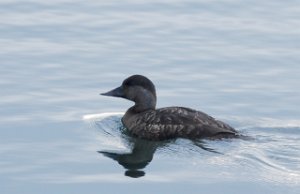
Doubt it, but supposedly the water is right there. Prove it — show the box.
[1,0,300,193]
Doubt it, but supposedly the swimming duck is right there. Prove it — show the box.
[101,75,238,140]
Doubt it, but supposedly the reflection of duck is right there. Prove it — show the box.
[101,75,239,140]
[99,137,218,178]
[99,138,162,178]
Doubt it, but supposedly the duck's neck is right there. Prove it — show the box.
[131,91,156,113]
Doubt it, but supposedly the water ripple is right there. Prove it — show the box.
[83,113,300,185]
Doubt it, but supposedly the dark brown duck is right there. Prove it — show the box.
[101,75,238,140]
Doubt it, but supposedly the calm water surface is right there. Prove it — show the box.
[1,0,300,193]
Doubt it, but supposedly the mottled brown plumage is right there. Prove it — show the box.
[102,75,238,140]
[122,107,237,140]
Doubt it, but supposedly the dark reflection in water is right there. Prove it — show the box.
[99,138,162,178]
[98,134,219,178]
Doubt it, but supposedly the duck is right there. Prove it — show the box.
[101,75,238,140]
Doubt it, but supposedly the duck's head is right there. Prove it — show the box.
[101,75,157,111]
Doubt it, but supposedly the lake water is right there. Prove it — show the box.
[1,0,300,193]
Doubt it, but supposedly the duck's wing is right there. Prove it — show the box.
[133,107,237,140]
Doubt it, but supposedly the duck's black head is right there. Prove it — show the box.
[101,75,157,112]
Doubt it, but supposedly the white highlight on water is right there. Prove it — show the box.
[82,112,124,121]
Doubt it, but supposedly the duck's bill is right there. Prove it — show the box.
[101,86,125,98]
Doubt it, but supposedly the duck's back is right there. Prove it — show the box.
[122,107,237,140]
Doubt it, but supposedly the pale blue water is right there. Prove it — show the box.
[1,0,300,193]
